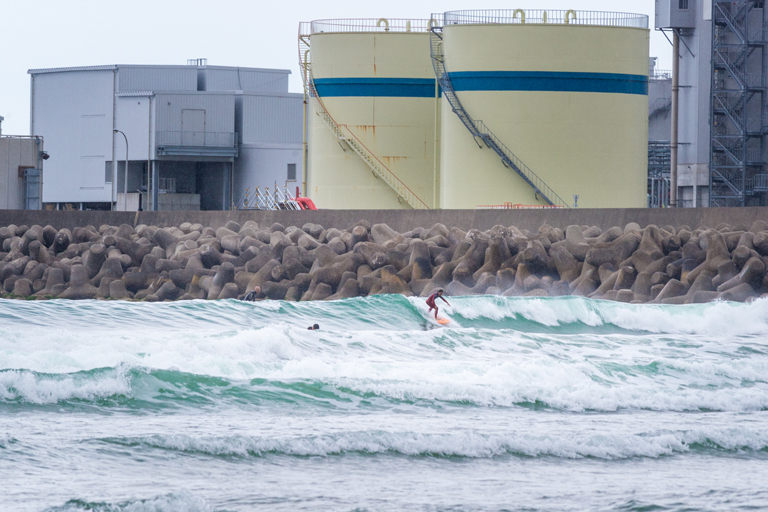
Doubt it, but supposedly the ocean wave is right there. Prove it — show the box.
[43,491,212,512]
[0,367,132,405]
[2,364,767,413]
[448,295,768,336]
[3,295,768,338]
[100,427,768,460]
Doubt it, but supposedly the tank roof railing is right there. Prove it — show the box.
[303,18,434,35]
[434,10,649,29]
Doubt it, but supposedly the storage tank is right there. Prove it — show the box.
[301,19,438,209]
[434,10,649,208]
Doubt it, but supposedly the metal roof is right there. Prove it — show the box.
[28,64,291,75]
[28,65,117,75]
[203,65,291,74]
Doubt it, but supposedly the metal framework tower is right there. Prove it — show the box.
[648,141,671,207]
[709,0,768,206]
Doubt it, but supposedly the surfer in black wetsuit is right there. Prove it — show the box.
[426,289,450,319]
[242,286,261,301]
[307,324,320,330]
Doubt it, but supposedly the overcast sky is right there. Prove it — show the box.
[1,0,666,135]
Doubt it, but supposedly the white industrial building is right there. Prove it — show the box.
[28,61,303,211]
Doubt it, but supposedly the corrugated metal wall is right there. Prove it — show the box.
[240,93,302,144]
[0,137,38,209]
[154,93,236,133]
[118,66,198,92]
[204,68,289,93]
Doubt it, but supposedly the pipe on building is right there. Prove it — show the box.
[111,70,117,211]
[377,18,389,31]
[433,73,440,208]
[114,129,129,212]
[513,10,525,24]
[147,94,152,212]
[671,30,679,207]
[302,50,310,197]
[565,10,576,24]
[35,136,44,211]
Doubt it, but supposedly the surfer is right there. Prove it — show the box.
[426,289,450,319]
[307,324,320,330]
[242,286,261,301]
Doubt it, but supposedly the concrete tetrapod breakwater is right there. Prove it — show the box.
[2,217,768,304]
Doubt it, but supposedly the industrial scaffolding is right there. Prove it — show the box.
[648,141,671,207]
[709,0,768,206]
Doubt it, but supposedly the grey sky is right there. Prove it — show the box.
[1,0,666,136]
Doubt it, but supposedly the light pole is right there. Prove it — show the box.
[113,129,129,211]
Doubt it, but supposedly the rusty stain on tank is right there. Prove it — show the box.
[351,125,376,136]
[382,156,406,164]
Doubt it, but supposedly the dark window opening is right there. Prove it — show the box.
[287,163,297,181]
[679,0,689,9]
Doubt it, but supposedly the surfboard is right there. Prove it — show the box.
[436,317,450,325]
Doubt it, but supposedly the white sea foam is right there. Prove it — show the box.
[451,296,768,337]
[47,490,213,512]
[452,296,603,326]
[0,433,16,448]
[106,427,768,460]
[0,367,131,405]
[319,359,768,412]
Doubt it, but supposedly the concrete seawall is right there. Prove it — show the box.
[2,207,768,233]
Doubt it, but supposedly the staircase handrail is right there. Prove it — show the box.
[429,27,569,208]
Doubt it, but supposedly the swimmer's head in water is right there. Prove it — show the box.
[307,324,320,330]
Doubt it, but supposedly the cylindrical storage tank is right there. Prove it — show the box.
[437,10,649,208]
[305,19,439,209]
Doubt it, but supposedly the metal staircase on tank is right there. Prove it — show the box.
[429,27,569,208]
[298,23,430,210]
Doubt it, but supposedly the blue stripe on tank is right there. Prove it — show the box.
[313,78,439,98]
[448,71,649,95]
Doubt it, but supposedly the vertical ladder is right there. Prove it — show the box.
[298,24,430,209]
[429,27,569,208]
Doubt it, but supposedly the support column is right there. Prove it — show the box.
[671,30,680,208]
[152,160,159,211]
[693,183,698,208]
[223,162,232,211]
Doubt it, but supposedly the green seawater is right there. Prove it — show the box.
[1,296,768,511]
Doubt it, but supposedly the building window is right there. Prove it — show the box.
[679,0,689,10]
[287,163,297,181]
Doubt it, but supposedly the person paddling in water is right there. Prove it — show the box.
[426,289,450,319]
